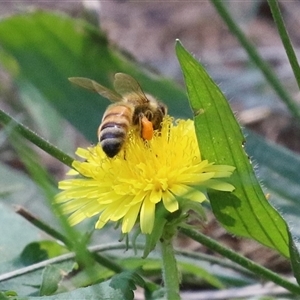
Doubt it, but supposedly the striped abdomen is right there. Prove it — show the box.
[98,104,133,158]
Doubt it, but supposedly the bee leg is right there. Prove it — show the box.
[139,113,154,140]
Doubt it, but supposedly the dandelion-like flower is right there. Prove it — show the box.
[56,117,235,234]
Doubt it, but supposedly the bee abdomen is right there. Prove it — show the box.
[99,120,129,158]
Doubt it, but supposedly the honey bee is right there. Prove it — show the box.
[69,73,167,158]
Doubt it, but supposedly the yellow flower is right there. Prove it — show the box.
[55,117,235,234]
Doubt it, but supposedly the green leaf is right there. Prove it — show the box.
[20,241,68,266]
[179,262,224,289]
[245,131,300,284]
[245,130,300,235]
[0,164,50,266]
[20,243,48,266]
[0,202,39,266]
[143,203,168,258]
[57,264,113,293]
[288,231,300,286]
[175,40,291,258]
[0,163,54,296]
[0,11,190,144]
[109,271,145,300]
[15,281,124,300]
[39,265,63,296]
[0,291,18,300]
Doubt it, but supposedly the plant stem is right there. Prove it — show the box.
[16,206,123,274]
[267,0,300,91]
[15,206,72,247]
[0,243,129,283]
[210,0,300,122]
[179,226,300,295]
[0,108,74,168]
[160,235,181,300]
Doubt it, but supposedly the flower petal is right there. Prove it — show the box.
[110,199,131,221]
[150,188,162,204]
[129,190,147,205]
[140,197,155,234]
[95,213,110,229]
[185,189,207,202]
[178,172,215,184]
[66,169,79,176]
[162,190,179,212]
[206,179,235,191]
[122,202,142,233]
[75,147,91,158]
[56,116,236,235]
[68,211,86,226]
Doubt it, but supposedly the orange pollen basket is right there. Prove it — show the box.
[141,116,154,140]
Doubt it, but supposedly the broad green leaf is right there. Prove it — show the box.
[0,202,40,266]
[57,264,113,293]
[20,242,48,266]
[0,11,190,144]
[10,281,125,300]
[246,131,300,284]
[0,146,56,229]
[0,160,73,296]
[0,291,18,299]
[0,163,51,266]
[20,241,68,266]
[39,265,63,296]
[245,131,300,238]
[109,271,145,300]
[176,40,291,258]
[17,82,70,151]
[289,230,300,286]
[179,262,224,289]
[0,162,54,296]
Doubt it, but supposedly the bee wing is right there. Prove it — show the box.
[69,77,122,102]
[114,73,149,103]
